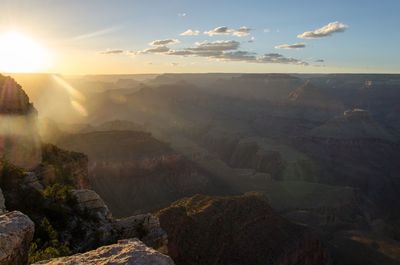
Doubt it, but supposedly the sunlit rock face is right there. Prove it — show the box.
[33,239,175,265]
[0,75,41,169]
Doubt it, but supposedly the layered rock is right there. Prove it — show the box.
[0,211,34,265]
[58,130,212,217]
[157,194,329,265]
[288,81,344,111]
[33,238,175,265]
[0,75,42,170]
[308,109,395,140]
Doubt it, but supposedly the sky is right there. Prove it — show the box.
[0,0,399,74]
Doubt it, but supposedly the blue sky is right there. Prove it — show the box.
[1,0,399,74]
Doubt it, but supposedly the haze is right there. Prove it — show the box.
[1,1,400,265]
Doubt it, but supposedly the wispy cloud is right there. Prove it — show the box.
[178,13,187,17]
[149,39,180,46]
[258,53,308,65]
[275,43,306,49]
[100,49,124,55]
[180,29,200,36]
[71,26,121,41]
[133,46,170,54]
[298,21,348,39]
[248,36,256,43]
[204,26,251,37]
[315,59,325,63]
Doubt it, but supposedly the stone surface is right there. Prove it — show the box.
[34,238,175,265]
[0,211,34,265]
[115,214,168,252]
[71,189,112,221]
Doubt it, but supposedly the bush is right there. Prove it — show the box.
[28,217,71,264]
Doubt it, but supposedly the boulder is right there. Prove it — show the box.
[115,214,168,252]
[0,211,34,265]
[71,189,112,221]
[34,238,175,265]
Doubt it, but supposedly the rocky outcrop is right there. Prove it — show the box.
[0,75,31,114]
[70,189,168,252]
[0,211,34,265]
[157,194,329,265]
[71,189,112,221]
[33,238,175,265]
[0,75,42,170]
[0,189,5,214]
[115,214,168,252]
[40,144,90,189]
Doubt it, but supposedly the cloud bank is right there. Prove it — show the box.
[131,39,308,66]
[298,21,348,39]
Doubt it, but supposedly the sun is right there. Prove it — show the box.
[0,31,51,73]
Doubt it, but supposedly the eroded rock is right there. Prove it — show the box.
[0,211,34,265]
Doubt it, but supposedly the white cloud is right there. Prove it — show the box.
[149,39,180,46]
[180,29,200,36]
[298,21,348,39]
[178,13,187,17]
[315,59,324,63]
[275,43,306,49]
[204,26,251,37]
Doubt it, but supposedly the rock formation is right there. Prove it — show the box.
[0,188,5,214]
[0,75,42,170]
[58,130,213,217]
[33,238,175,265]
[115,214,168,252]
[307,108,395,140]
[71,189,112,221]
[157,194,330,265]
[0,211,34,265]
